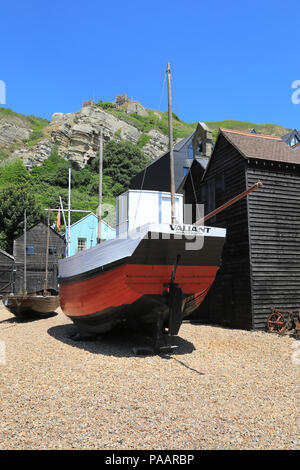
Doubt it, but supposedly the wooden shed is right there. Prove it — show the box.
[13,222,65,295]
[181,128,300,330]
[0,249,14,295]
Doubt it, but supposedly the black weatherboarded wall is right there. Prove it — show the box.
[0,249,14,295]
[13,222,65,294]
[188,133,252,329]
[247,163,300,329]
[184,129,300,330]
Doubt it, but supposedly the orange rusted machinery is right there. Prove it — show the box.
[267,308,300,337]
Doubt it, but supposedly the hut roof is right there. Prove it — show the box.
[70,212,114,230]
[282,128,300,146]
[0,249,14,260]
[14,221,65,241]
[292,142,300,153]
[219,128,300,165]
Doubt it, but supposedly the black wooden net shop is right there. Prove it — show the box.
[0,249,14,296]
[13,222,65,295]
[181,128,300,330]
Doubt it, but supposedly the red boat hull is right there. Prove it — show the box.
[59,263,219,335]
[58,224,226,337]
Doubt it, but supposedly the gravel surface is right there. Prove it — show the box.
[0,305,299,450]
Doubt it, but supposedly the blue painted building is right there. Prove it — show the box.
[69,213,115,257]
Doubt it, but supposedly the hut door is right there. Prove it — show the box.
[221,275,234,325]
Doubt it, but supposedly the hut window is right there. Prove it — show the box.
[290,136,299,146]
[48,246,57,255]
[77,238,87,252]
[26,245,34,255]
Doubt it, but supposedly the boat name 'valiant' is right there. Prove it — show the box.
[170,224,211,233]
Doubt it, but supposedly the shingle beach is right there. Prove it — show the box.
[0,305,299,450]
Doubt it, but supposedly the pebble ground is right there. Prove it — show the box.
[0,305,299,450]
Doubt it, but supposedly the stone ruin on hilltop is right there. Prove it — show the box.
[115,94,130,107]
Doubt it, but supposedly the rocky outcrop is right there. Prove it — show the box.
[12,139,53,169]
[122,101,149,117]
[0,116,31,144]
[10,103,171,168]
[49,105,142,166]
[142,129,169,156]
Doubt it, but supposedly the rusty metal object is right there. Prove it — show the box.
[267,309,295,335]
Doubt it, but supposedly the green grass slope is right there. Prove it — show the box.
[96,101,291,144]
[205,120,291,141]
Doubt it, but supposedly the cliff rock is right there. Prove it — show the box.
[9,103,170,168]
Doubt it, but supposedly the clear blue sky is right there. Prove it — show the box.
[1,0,299,128]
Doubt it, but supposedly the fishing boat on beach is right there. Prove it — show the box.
[2,211,60,318]
[3,293,59,318]
[58,64,261,343]
[58,221,226,339]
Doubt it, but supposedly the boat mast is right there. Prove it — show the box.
[97,128,103,244]
[23,209,27,295]
[43,209,50,295]
[166,62,176,224]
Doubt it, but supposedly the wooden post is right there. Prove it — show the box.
[43,209,50,295]
[68,167,71,256]
[166,62,176,224]
[97,128,103,244]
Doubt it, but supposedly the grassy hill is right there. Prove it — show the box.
[96,101,291,143]
[205,120,291,141]
[0,104,292,161]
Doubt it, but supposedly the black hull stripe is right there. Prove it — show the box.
[59,237,225,285]
[67,294,194,335]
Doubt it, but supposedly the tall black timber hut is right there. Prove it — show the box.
[130,123,212,192]
[0,249,14,295]
[13,222,65,294]
[181,128,300,330]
